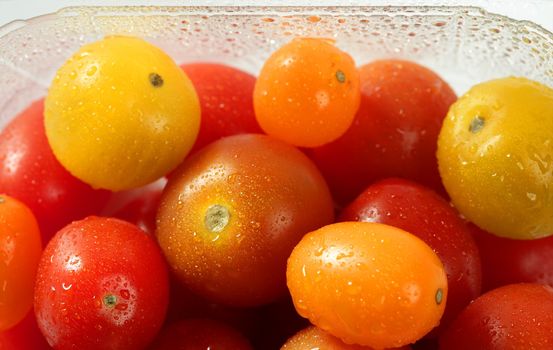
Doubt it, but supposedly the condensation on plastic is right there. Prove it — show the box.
[0,5,552,130]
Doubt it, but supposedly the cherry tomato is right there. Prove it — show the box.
[181,63,262,153]
[438,77,553,239]
[112,188,162,235]
[0,99,110,243]
[156,134,334,307]
[0,195,41,331]
[151,318,252,350]
[287,222,447,349]
[254,38,360,147]
[0,310,50,350]
[45,36,200,191]
[439,283,553,349]
[34,216,169,349]
[282,326,412,350]
[308,59,456,205]
[340,178,481,332]
[470,223,553,291]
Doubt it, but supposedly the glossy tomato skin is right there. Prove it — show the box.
[309,59,456,205]
[470,224,553,291]
[0,195,42,331]
[181,63,262,153]
[254,38,360,147]
[0,100,110,243]
[151,318,252,350]
[287,222,447,349]
[439,283,553,349]
[112,188,162,235]
[281,326,412,350]
[340,178,481,332]
[0,310,50,350]
[34,216,169,350]
[156,134,334,307]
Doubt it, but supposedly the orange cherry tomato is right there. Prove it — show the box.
[0,195,42,331]
[287,222,447,349]
[254,37,360,147]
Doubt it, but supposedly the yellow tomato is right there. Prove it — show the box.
[438,77,553,239]
[45,36,200,191]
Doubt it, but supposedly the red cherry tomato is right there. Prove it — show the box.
[0,310,50,350]
[156,134,334,307]
[151,318,253,350]
[112,188,162,235]
[309,59,456,205]
[34,217,169,350]
[181,63,262,153]
[0,195,42,331]
[470,223,553,291]
[0,100,111,243]
[439,283,553,349]
[340,178,482,332]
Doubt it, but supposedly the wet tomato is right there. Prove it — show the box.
[0,310,50,350]
[309,59,456,205]
[438,77,553,239]
[45,36,200,191]
[287,222,447,349]
[340,178,481,332]
[181,63,262,153]
[156,134,334,307]
[439,283,553,349]
[0,195,42,331]
[151,318,252,350]
[0,99,110,243]
[254,38,360,147]
[34,217,169,349]
[470,224,553,291]
[282,326,413,350]
[112,188,162,235]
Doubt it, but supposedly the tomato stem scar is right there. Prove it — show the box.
[0,196,4,204]
[149,73,164,87]
[205,204,230,233]
[469,116,485,133]
[435,288,443,305]
[103,294,118,308]
[336,70,346,83]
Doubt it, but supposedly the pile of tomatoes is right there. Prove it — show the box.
[1,34,553,350]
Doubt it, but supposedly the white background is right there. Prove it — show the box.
[0,1,552,32]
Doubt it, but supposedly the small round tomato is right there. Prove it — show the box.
[156,134,334,307]
[309,59,456,205]
[45,36,200,191]
[151,318,252,350]
[287,222,447,349]
[34,217,169,349]
[439,283,553,349]
[0,99,110,243]
[112,188,162,235]
[254,37,360,147]
[0,195,41,331]
[0,310,50,350]
[282,326,412,350]
[340,178,481,333]
[470,223,553,291]
[181,63,262,153]
[438,77,553,239]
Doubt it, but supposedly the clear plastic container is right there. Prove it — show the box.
[0,5,552,130]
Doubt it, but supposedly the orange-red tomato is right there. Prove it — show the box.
[151,318,252,350]
[254,37,360,147]
[287,222,447,349]
[0,195,42,331]
[156,134,334,307]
